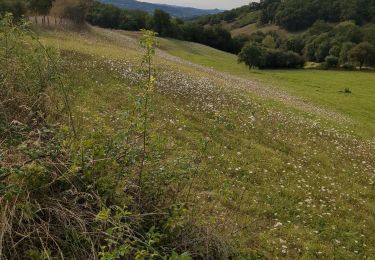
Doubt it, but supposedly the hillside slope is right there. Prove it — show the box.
[36,26,375,258]
[198,0,375,32]
[157,36,375,137]
[98,0,222,19]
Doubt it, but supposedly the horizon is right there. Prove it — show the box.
[139,0,252,10]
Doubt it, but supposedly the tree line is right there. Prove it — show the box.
[0,0,246,54]
[0,0,92,25]
[238,21,375,69]
[197,0,375,69]
[194,0,375,70]
[2,0,374,70]
[199,0,375,32]
[86,1,244,54]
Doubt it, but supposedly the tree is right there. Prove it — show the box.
[28,0,53,24]
[315,40,331,62]
[332,21,363,43]
[339,42,355,65]
[308,20,332,35]
[238,44,266,69]
[362,24,375,46]
[349,42,375,69]
[0,0,27,20]
[263,49,305,69]
[329,45,341,57]
[258,1,279,25]
[248,31,266,44]
[86,2,120,28]
[262,35,276,49]
[275,0,319,31]
[206,26,233,52]
[339,0,359,22]
[152,9,171,37]
[304,41,318,62]
[285,36,305,54]
[51,0,92,25]
[231,34,250,54]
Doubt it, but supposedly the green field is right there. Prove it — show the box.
[43,28,375,257]
[4,25,373,258]
[159,37,375,138]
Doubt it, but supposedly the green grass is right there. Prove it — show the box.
[158,37,375,138]
[256,69,375,137]
[231,23,290,37]
[231,11,260,29]
[38,28,375,258]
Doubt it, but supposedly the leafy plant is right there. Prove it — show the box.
[137,30,158,193]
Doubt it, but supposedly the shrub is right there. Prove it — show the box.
[0,14,57,129]
[238,43,266,69]
[341,63,355,70]
[248,31,266,44]
[263,49,305,69]
[262,35,276,49]
[349,41,375,69]
[339,42,355,64]
[283,50,305,68]
[325,55,339,68]
[315,40,331,62]
[318,62,329,70]
[239,44,305,69]
[0,14,93,258]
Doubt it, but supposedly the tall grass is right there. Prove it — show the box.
[0,16,232,259]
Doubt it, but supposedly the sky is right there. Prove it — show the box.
[141,0,252,10]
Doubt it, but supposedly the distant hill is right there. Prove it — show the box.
[98,0,222,19]
[197,0,375,32]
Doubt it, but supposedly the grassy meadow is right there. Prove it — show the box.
[27,26,375,258]
[158,37,375,138]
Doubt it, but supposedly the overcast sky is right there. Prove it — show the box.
[142,0,252,10]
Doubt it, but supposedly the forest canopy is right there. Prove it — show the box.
[199,0,375,31]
